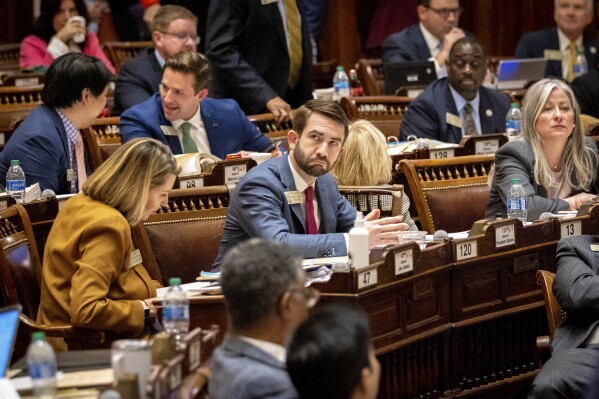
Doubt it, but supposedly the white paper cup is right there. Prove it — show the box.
[248,152,272,165]
[69,16,86,43]
[112,339,151,399]
[313,87,335,101]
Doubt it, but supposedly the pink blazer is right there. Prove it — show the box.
[20,32,116,74]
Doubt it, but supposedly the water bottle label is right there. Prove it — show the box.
[164,305,189,320]
[29,361,57,379]
[7,180,25,191]
[507,198,526,211]
[506,119,521,132]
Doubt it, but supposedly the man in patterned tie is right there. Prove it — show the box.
[400,37,511,144]
[120,51,278,159]
[0,53,110,194]
[212,99,409,271]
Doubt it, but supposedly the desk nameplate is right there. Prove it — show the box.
[475,139,499,155]
[180,176,204,189]
[356,264,378,291]
[560,219,582,239]
[429,148,455,159]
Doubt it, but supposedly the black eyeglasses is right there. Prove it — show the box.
[425,6,463,18]
[159,31,201,45]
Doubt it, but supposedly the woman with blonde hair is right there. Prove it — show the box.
[486,78,599,221]
[38,138,179,347]
[332,119,417,231]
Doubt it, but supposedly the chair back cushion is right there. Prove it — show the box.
[424,185,490,232]
[3,237,40,319]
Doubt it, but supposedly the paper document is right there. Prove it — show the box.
[156,281,221,298]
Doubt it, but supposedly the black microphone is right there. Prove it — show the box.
[41,189,56,198]
[432,229,449,241]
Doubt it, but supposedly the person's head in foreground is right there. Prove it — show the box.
[287,304,380,399]
[220,238,319,343]
[82,138,179,225]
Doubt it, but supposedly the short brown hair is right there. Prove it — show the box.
[150,4,197,32]
[164,51,212,93]
[292,99,350,141]
[82,139,179,226]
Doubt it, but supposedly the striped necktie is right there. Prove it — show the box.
[463,103,477,136]
[180,122,199,153]
[283,0,303,88]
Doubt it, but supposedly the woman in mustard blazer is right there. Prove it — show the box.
[38,138,179,348]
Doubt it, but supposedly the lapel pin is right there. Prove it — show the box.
[591,46,597,55]
[486,109,493,117]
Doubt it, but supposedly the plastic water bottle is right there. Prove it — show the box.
[505,103,521,141]
[27,332,57,399]
[163,277,189,341]
[333,65,350,101]
[507,178,528,222]
[6,159,26,203]
[348,211,370,270]
[573,49,588,79]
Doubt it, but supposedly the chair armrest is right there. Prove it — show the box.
[535,335,551,367]
[18,314,106,346]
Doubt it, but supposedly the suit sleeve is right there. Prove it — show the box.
[554,237,599,321]
[514,36,533,59]
[492,143,569,220]
[69,214,145,335]
[234,175,348,258]
[115,62,155,113]
[17,134,67,193]
[19,35,51,69]
[205,0,279,113]
[399,96,442,141]
[572,75,597,116]
[381,34,412,65]
[119,108,154,143]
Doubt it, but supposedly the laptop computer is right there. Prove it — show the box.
[495,58,547,90]
[383,61,437,96]
[0,304,21,377]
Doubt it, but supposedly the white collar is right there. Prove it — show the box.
[419,22,442,56]
[557,28,583,52]
[170,103,202,131]
[287,154,313,193]
[239,336,286,363]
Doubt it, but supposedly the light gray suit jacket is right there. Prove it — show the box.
[485,138,599,221]
[208,334,299,399]
[552,235,599,354]
[212,154,356,270]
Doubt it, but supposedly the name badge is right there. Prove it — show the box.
[66,168,74,182]
[446,112,462,128]
[285,191,303,204]
[261,0,278,4]
[544,49,563,61]
[130,249,143,269]
[160,125,179,136]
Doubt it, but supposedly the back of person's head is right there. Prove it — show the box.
[292,99,350,141]
[34,0,89,41]
[42,53,111,108]
[150,4,197,32]
[331,119,392,186]
[220,239,302,332]
[164,51,211,94]
[83,138,179,225]
[417,0,431,6]
[287,304,379,399]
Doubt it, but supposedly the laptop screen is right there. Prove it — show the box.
[496,58,547,90]
[383,61,437,95]
[0,305,21,377]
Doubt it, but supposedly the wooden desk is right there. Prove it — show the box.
[184,203,599,398]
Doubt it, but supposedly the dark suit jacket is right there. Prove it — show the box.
[382,24,432,65]
[119,93,273,158]
[399,78,511,144]
[485,139,599,220]
[0,105,87,194]
[553,235,599,354]
[205,0,313,114]
[209,334,299,399]
[572,70,599,118]
[113,48,162,115]
[212,154,356,271]
[515,27,599,78]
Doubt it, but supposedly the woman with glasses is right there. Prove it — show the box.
[486,78,599,221]
[20,0,115,73]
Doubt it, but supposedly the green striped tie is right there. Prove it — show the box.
[180,122,199,153]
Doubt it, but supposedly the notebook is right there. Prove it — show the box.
[0,304,21,377]
[383,61,437,96]
[495,58,547,90]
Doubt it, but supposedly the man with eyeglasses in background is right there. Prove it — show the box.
[382,0,466,78]
[209,238,319,399]
[515,0,599,81]
[114,5,199,114]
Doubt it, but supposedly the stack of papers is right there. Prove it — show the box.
[156,281,221,298]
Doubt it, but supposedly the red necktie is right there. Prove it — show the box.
[304,186,318,234]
